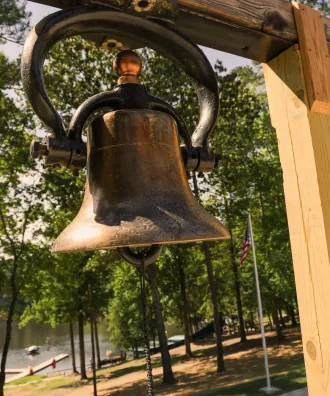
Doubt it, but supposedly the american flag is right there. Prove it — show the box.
[240,220,251,267]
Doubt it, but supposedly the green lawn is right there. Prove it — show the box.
[5,328,307,396]
[206,366,307,396]
[9,374,46,386]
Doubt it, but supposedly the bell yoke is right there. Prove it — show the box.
[22,6,230,264]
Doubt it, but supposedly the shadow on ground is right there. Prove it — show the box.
[39,327,306,396]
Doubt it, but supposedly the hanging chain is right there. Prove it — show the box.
[139,256,154,396]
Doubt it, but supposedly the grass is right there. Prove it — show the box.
[5,327,307,396]
[38,377,78,392]
[10,374,47,386]
[205,366,307,396]
[96,354,192,381]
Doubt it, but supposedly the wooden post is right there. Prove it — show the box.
[263,45,330,395]
[292,2,330,115]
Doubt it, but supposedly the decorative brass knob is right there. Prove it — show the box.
[113,50,142,84]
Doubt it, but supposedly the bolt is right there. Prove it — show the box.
[30,140,48,159]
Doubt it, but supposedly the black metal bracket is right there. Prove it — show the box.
[24,7,221,172]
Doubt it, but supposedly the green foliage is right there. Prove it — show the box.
[302,0,330,15]
[0,31,44,312]
[0,0,30,44]
[1,28,297,354]
[206,63,295,315]
[10,375,46,386]
[106,262,146,350]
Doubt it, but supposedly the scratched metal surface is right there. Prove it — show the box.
[52,110,230,253]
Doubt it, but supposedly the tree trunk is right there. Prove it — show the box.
[272,297,283,342]
[69,323,78,374]
[178,259,193,357]
[192,174,225,372]
[0,256,20,396]
[194,320,200,332]
[78,313,87,380]
[267,311,274,331]
[203,241,225,372]
[229,235,247,343]
[148,264,175,384]
[153,332,156,351]
[0,291,18,395]
[189,319,194,338]
[94,319,101,369]
[279,308,286,328]
[90,314,97,396]
[290,305,297,326]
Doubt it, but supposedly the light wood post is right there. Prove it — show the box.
[292,2,330,115]
[263,45,330,395]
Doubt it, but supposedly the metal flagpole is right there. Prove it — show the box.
[248,213,279,394]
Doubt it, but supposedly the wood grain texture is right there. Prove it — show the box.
[263,45,330,395]
[179,0,297,41]
[31,0,330,51]
[293,2,330,114]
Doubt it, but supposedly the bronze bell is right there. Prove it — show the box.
[52,107,229,253]
[22,15,231,256]
[51,51,230,253]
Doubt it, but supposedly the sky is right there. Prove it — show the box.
[2,1,252,71]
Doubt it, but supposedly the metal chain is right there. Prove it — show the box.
[139,257,154,396]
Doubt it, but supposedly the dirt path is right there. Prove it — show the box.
[5,328,305,396]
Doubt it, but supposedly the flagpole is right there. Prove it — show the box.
[248,213,278,393]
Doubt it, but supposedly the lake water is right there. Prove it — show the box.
[0,320,183,376]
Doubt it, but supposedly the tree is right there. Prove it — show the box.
[147,263,175,383]
[20,250,114,379]
[0,0,30,45]
[302,0,330,14]
[207,63,296,343]
[192,174,225,372]
[177,253,193,357]
[107,262,146,354]
[0,19,45,390]
[228,231,246,342]
[1,27,300,391]
[69,322,78,374]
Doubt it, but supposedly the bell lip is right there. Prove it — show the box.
[51,233,231,254]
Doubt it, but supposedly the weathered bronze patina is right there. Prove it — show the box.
[52,108,229,253]
[24,8,220,173]
[23,8,230,262]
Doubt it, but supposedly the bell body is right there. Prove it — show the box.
[52,110,229,253]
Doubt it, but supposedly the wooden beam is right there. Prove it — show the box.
[293,2,330,115]
[27,0,330,62]
[263,45,330,396]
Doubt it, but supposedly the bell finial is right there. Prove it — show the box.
[113,50,142,85]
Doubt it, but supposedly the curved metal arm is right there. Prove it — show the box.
[21,7,219,148]
[68,91,121,141]
[69,87,193,147]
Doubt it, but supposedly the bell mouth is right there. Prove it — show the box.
[52,200,230,253]
[52,219,230,253]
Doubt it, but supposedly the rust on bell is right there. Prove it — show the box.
[113,50,142,85]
